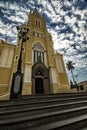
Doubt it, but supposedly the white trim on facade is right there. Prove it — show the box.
[56,57,64,73]
[0,84,8,87]
[0,48,14,68]
[50,67,58,83]
[24,65,31,83]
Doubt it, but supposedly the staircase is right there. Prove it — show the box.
[0,92,87,130]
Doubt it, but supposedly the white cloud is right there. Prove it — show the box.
[64,15,71,24]
[0,0,87,82]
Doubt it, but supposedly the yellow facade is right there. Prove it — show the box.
[0,9,70,100]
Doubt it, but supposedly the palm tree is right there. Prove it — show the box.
[66,60,77,85]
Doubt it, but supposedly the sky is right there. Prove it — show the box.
[0,0,87,83]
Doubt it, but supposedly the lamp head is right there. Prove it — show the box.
[16,26,20,30]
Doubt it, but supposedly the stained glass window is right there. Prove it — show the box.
[33,43,44,63]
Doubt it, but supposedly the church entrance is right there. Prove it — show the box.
[32,62,51,94]
[35,78,44,93]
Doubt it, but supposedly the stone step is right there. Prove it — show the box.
[80,128,87,130]
[0,106,87,129]
[22,92,87,99]
[0,93,87,129]
[0,92,87,106]
[0,94,87,106]
[0,96,87,112]
[29,114,87,130]
[0,100,87,120]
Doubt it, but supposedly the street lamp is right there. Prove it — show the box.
[10,26,29,99]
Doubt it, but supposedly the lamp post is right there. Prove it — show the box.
[10,26,29,99]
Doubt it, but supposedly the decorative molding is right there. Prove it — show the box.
[24,65,31,83]
[56,57,64,73]
[0,48,14,68]
[0,84,8,87]
[50,68,58,83]
[26,62,32,65]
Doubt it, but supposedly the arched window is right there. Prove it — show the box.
[33,42,44,63]
[36,20,40,27]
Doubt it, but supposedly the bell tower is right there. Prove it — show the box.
[27,8,51,94]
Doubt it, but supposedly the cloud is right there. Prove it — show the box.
[0,0,87,82]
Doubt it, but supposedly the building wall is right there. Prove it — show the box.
[0,41,15,94]
[55,53,70,91]
[0,9,70,98]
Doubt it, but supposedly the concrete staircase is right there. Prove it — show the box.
[0,92,87,130]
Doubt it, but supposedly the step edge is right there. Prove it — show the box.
[0,96,87,107]
[0,106,87,125]
[30,114,87,130]
[0,100,87,115]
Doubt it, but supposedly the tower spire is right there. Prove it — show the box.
[35,1,37,9]
[34,1,38,12]
[33,3,39,15]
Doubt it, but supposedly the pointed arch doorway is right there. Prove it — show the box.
[32,62,50,94]
[35,77,44,94]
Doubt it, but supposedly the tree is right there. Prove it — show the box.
[66,60,77,85]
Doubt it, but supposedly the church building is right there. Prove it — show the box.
[0,9,69,99]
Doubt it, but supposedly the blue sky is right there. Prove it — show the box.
[0,0,87,83]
